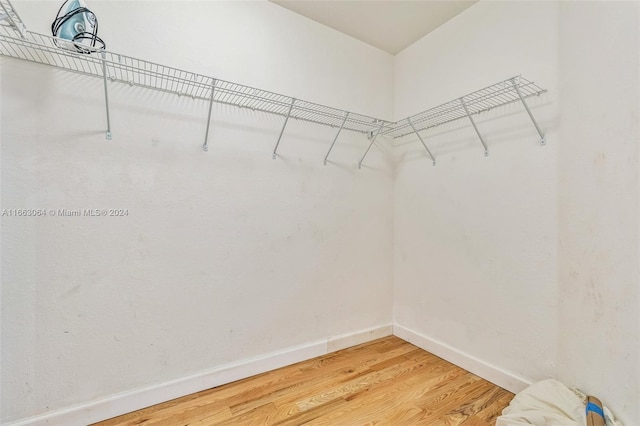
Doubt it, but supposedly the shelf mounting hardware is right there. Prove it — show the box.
[511,77,545,146]
[100,51,112,140]
[202,80,216,152]
[461,97,488,157]
[272,98,295,159]
[324,112,349,166]
[358,121,384,170]
[407,117,436,166]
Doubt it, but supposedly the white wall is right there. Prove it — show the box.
[393,1,639,424]
[394,0,559,386]
[556,2,639,422]
[1,1,394,423]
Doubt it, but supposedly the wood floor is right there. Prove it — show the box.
[94,336,513,426]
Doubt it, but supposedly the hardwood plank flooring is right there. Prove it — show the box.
[94,336,513,426]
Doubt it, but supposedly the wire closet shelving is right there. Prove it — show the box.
[0,0,26,37]
[0,1,547,168]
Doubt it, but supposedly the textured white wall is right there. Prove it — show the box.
[556,2,639,422]
[1,1,394,423]
[394,0,559,383]
[393,1,639,424]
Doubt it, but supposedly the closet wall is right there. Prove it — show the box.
[1,1,394,423]
[393,2,639,424]
[393,0,559,389]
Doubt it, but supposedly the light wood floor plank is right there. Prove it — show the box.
[94,336,512,426]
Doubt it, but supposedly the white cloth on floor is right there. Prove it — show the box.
[496,379,623,426]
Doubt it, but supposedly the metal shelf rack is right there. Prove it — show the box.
[0,3,547,168]
[0,0,26,38]
[383,77,546,164]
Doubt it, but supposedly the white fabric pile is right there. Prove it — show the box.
[496,379,623,426]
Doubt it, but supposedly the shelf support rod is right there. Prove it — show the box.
[461,97,487,156]
[324,112,349,166]
[358,121,384,170]
[202,80,216,152]
[272,98,295,159]
[100,51,112,140]
[511,78,546,146]
[407,117,436,166]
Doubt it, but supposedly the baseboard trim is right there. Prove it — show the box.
[5,324,392,426]
[327,323,393,353]
[392,324,531,394]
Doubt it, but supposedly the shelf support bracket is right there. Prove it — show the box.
[511,78,546,146]
[272,98,295,159]
[324,112,349,165]
[461,98,488,156]
[202,80,216,152]
[100,52,112,140]
[358,121,384,170]
[407,117,436,166]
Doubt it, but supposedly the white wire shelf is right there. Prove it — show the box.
[383,77,546,139]
[0,19,548,167]
[0,0,26,38]
[0,26,390,135]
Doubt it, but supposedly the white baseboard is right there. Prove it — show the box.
[392,324,531,394]
[4,324,392,426]
[327,323,393,353]
[6,323,529,425]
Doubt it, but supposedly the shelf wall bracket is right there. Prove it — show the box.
[358,121,384,170]
[202,80,216,152]
[511,78,546,146]
[407,117,436,166]
[324,112,349,165]
[100,51,112,140]
[272,98,295,159]
[461,97,488,156]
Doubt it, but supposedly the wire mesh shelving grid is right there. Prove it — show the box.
[0,0,26,37]
[0,26,391,135]
[383,77,546,139]
[0,18,548,166]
